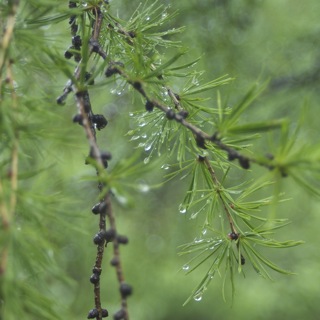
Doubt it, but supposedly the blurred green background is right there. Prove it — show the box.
[6,0,320,319]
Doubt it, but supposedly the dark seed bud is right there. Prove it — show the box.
[92,114,108,130]
[117,235,129,245]
[132,81,142,90]
[241,255,245,265]
[128,31,136,38]
[90,40,100,53]
[71,23,78,35]
[101,151,112,161]
[110,256,119,267]
[105,229,116,243]
[91,203,101,214]
[178,110,189,119]
[145,100,154,112]
[87,309,99,319]
[69,2,77,8]
[56,96,65,105]
[195,135,206,149]
[85,72,95,85]
[101,309,108,317]
[166,109,175,120]
[228,232,239,240]
[93,232,106,245]
[64,50,73,59]
[120,283,133,298]
[72,35,82,48]
[90,273,99,284]
[238,157,250,169]
[114,309,126,320]
[228,150,237,161]
[74,52,81,62]
[92,267,102,275]
[198,155,206,162]
[72,114,83,125]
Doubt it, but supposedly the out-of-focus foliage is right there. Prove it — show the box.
[1,0,320,319]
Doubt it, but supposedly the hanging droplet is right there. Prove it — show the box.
[138,183,150,193]
[193,292,203,302]
[144,142,153,152]
[161,164,170,170]
[202,228,207,235]
[144,157,150,164]
[130,135,140,141]
[179,204,187,214]
[182,264,190,271]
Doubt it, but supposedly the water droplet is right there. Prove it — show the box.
[141,133,147,139]
[193,292,203,302]
[144,157,150,164]
[162,12,168,18]
[130,135,140,141]
[138,119,147,127]
[182,264,190,271]
[146,16,150,21]
[129,112,134,117]
[116,90,123,96]
[194,237,203,244]
[202,228,207,235]
[138,142,146,148]
[161,164,170,170]
[144,142,153,152]
[179,204,187,214]
[110,88,116,94]
[138,183,150,193]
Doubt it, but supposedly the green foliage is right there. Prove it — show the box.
[1,0,320,319]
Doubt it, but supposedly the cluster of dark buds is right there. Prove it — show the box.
[87,308,108,319]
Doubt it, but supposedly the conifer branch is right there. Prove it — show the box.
[61,2,130,319]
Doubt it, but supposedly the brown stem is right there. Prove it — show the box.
[202,157,237,235]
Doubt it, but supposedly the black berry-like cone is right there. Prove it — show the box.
[87,309,99,319]
[238,157,250,169]
[85,72,95,85]
[228,232,239,240]
[72,114,83,125]
[110,256,119,267]
[92,267,102,275]
[117,235,129,245]
[145,100,154,112]
[119,283,133,298]
[195,135,206,149]
[93,232,106,245]
[178,110,189,119]
[105,229,116,242]
[91,203,101,214]
[227,150,237,161]
[101,309,108,317]
[92,114,108,130]
[72,35,82,48]
[166,109,175,120]
[64,50,73,59]
[90,273,100,284]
